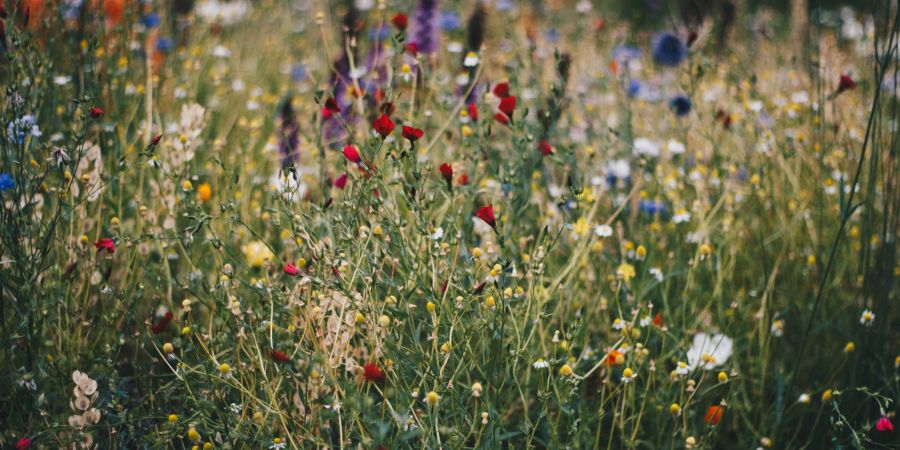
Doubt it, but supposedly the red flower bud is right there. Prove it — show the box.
[475,204,496,229]
[322,97,340,119]
[439,163,453,184]
[342,145,361,164]
[704,405,725,425]
[89,107,104,118]
[150,135,162,146]
[468,102,478,122]
[391,13,408,30]
[333,173,348,189]
[538,140,553,156]
[837,74,856,93]
[283,263,300,276]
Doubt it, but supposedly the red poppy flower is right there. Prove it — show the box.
[362,362,384,383]
[322,97,340,119]
[342,145,361,164]
[498,96,516,118]
[458,173,469,185]
[391,13,408,30]
[837,74,856,93]
[401,125,424,142]
[704,405,725,425]
[89,107,104,118]
[538,140,553,156]
[652,312,663,327]
[439,163,453,184]
[468,102,478,122]
[333,173,349,189]
[372,114,395,138]
[476,205,496,229]
[283,263,300,276]
[606,349,623,366]
[493,82,510,98]
[493,112,510,125]
[151,311,173,334]
[94,238,116,254]
[405,43,419,56]
[270,349,290,363]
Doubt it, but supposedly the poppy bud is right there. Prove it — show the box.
[90,107,104,118]
[475,205,496,229]
[342,145,361,164]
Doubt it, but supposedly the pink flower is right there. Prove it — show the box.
[15,437,33,450]
[876,416,894,432]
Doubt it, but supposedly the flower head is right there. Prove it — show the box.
[0,173,14,192]
[475,205,496,229]
[652,33,688,66]
[283,263,300,276]
[363,362,384,383]
[401,125,424,142]
[837,74,856,93]
[372,114,395,138]
[859,309,875,326]
[670,95,692,116]
[704,405,725,425]
[686,333,733,370]
[94,238,116,254]
[876,415,894,432]
[391,12,408,30]
[89,107,104,119]
[342,145,361,164]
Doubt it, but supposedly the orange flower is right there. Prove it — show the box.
[103,0,126,25]
[197,183,212,202]
[606,349,623,366]
[704,405,725,425]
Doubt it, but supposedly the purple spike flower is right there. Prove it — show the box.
[410,0,440,55]
[278,99,300,169]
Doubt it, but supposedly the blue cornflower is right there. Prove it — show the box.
[652,33,688,67]
[142,13,161,28]
[670,95,692,116]
[627,79,642,97]
[291,64,308,82]
[439,11,461,31]
[156,38,174,52]
[639,200,667,216]
[546,28,560,43]
[6,115,42,144]
[0,173,14,192]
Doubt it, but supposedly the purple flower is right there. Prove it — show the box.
[652,33,688,67]
[410,0,440,55]
[277,99,300,169]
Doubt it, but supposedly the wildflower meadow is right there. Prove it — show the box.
[0,0,899,448]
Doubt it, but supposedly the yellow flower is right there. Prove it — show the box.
[821,389,833,402]
[616,263,636,282]
[843,341,855,353]
[168,414,178,423]
[219,363,231,374]
[670,403,681,414]
[187,427,201,443]
[182,180,194,192]
[242,241,274,268]
[426,301,435,313]
[559,364,573,377]
[163,342,174,353]
[717,371,728,383]
[425,391,440,406]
